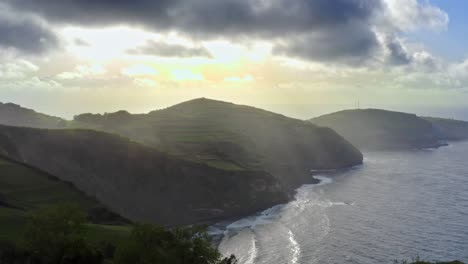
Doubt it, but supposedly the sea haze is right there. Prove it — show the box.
[215,141,468,264]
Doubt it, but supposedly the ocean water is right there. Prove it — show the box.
[214,141,468,264]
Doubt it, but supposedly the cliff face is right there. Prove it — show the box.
[424,117,468,141]
[72,98,363,189]
[311,109,445,150]
[0,125,287,225]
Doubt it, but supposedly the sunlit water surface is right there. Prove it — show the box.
[212,141,468,264]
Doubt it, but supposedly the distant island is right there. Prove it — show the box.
[310,109,468,150]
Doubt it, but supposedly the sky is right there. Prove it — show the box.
[0,0,468,119]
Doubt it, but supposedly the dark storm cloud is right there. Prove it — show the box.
[0,15,58,54]
[127,40,211,58]
[172,0,380,37]
[1,0,175,27]
[274,21,379,63]
[2,0,384,62]
[385,37,412,65]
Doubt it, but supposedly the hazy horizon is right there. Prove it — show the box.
[3,97,468,122]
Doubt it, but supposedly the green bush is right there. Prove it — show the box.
[20,203,103,264]
[114,223,236,264]
[1,204,235,264]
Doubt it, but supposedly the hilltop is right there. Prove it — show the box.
[311,109,445,150]
[71,98,363,189]
[311,109,468,150]
[424,117,468,141]
[0,102,66,129]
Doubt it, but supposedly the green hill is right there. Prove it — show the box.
[310,109,445,150]
[0,157,129,243]
[0,99,363,224]
[72,98,363,189]
[0,102,66,129]
[0,125,289,225]
[424,117,468,141]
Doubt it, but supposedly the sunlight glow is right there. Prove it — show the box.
[122,64,158,77]
[171,69,204,81]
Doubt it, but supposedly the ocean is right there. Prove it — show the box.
[212,141,468,263]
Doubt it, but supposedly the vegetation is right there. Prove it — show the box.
[424,117,468,141]
[0,156,128,243]
[70,98,362,174]
[0,126,288,225]
[311,109,446,150]
[0,102,66,129]
[115,224,235,264]
[0,204,236,264]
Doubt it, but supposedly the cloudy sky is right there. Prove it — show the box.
[0,0,467,119]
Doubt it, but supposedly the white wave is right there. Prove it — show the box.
[314,175,333,186]
[216,176,336,234]
[207,226,225,236]
[245,233,258,264]
[288,230,301,264]
[316,200,350,208]
[310,163,363,173]
[225,204,284,231]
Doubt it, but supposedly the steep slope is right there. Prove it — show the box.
[424,117,468,141]
[0,102,66,128]
[72,98,363,188]
[0,157,123,223]
[0,156,129,241]
[0,125,287,225]
[310,109,444,150]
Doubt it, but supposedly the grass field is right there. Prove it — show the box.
[0,158,130,244]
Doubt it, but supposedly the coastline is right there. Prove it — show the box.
[208,174,333,248]
[208,161,364,249]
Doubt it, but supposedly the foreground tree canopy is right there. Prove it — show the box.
[0,204,236,264]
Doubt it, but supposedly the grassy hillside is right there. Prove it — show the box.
[0,102,66,129]
[0,99,363,224]
[310,109,445,150]
[0,157,130,243]
[0,125,288,225]
[72,98,363,188]
[424,117,468,141]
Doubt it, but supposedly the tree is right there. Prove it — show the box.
[20,203,102,264]
[114,223,236,264]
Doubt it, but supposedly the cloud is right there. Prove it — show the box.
[0,60,38,79]
[127,40,211,58]
[383,0,449,32]
[3,0,381,63]
[1,0,449,66]
[274,20,379,64]
[383,36,412,65]
[57,64,107,80]
[74,38,90,46]
[0,5,58,54]
[1,0,175,28]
